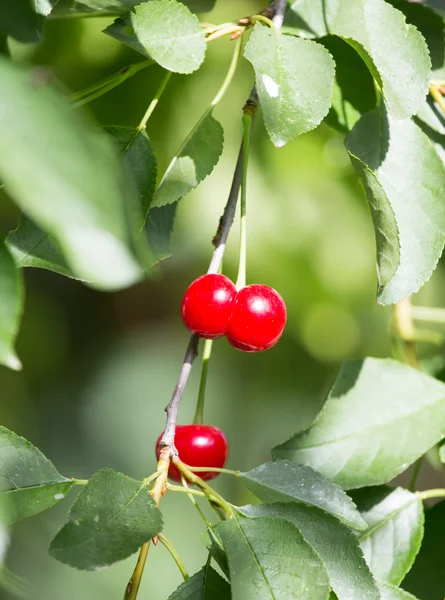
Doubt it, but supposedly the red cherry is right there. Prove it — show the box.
[181,274,237,339]
[156,425,228,482]
[226,284,287,352]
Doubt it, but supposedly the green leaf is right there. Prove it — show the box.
[387,0,445,81]
[0,0,44,43]
[0,240,23,370]
[202,529,229,579]
[49,469,163,570]
[352,486,424,585]
[0,58,143,290]
[320,36,376,134]
[284,0,431,120]
[168,564,230,599]
[273,358,445,489]
[50,0,215,17]
[239,502,379,600]
[6,215,74,279]
[439,441,445,463]
[104,126,157,233]
[145,204,177,263]
[244,23,335,147]
[0,427,73,525]
[217,513,330,600]
[152,110,224,207]
[240,460,366,530]
[403,500,445,600]
[105,1,206,74]
[379,582,419,600]
[345,105,445,304]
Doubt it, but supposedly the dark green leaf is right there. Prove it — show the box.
[0,240,23,370]
[105,1,206,74]
[379,582,419,600]
[0,0,43,43]
[0,565,29,600]
[0,58,143,290]
[49,469,163,570]
[284,0,431,120]
[202,528,229,579]
[168,564,230,599]
[352,486,424,585]
[145,204,177,263]
[439,441,445,463]
[244,23,335,147]
[320,36,376,133]
[403,500,445,600]
[424,0,445,18]
[239,502,379,600]
[6,215,74,279]
[273,358,445,489]
[0,427,73,525]
[241,460,366,530]
[345,105,445,304]
[217,514,330,600]
[387,0,445,80]
[152,110,224,207]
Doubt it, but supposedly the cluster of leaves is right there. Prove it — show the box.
[1,0,445,599]
[1,357,445,598]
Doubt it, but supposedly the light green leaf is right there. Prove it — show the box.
[345,105,445,304]
[6,216,74,279]
[0,58,143,290]
[152,110,224,207]
[379,582,419,600]
[273,358,445,489]
[352,486,424,585]
[0,240,23,370]
[217,513,330,600]
[0,427,73,525]
[50,0,214,17]
[105,0,206,74]
[320,36,376,133]
[387,0,445,80]
[240,503,379,600]
[285,0,431,120]
[168,564,230,599]
[403,500,445,600]
[241,461,366,530]
[49,469,163,570]
[244,23,335,147]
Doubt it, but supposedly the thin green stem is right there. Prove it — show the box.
[193,339,214,425]
[166,484,207,498]
[143,470,163,486]
[412,306,445,324]
[187,466,240,476]
[206,25,244,42]
[72,478,88,485]
[430,83,445,115]
[180,475,212,527]
[250,14,277,29]
[158,534,189,581]
[416,488,445,501]
[235,111,253,289]
[393,297,419,368]
[211,35,243,107]
[409,457,423,492]
[137,71,172,131]
[71,60,153,108]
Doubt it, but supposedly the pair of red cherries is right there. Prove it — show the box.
[155,275,287,481]
[181,273,287,352]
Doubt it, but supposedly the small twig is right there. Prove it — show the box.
[272,0,288,28]
[393,297,419,368]
[158,533,189,581]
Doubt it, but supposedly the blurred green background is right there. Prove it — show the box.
[1,1,445,598]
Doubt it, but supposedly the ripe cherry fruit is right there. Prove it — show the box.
[226,284,287,352]
[155,425,229,482]
[181,274,237,339]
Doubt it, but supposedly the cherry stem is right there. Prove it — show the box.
[193,338,214,425]
[70,60,153,108]
[250,14,277,29]
[137,70,172,131]
[416,488,445,501]
[186,466,240,476]
[412,306,445,324]
[235,109,253,290]
[180,476,212,527]
[430,82,445,116]
[158,534,189,581]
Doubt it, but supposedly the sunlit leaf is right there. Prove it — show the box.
[244,23,335,146]
[273,358,445,489]
[241,460,366,529]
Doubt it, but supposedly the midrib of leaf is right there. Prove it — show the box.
[68,481,149,548]
[14,232,50,266]
[202,564,209,599]
[359,497,418,542]
[1,481,70,494]
[296,393,445,449]
[233,517,278,600]
[139,31,202,44]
